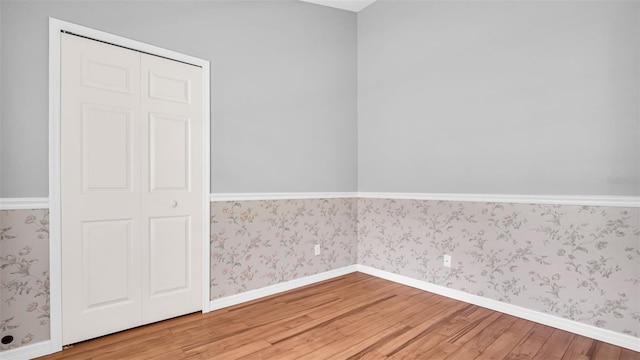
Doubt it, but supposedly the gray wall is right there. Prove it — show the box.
[358,1,640,196]
[0,3,3,197]
[3,0,638,197]
[0,0,358,197]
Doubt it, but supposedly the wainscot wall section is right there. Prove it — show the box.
[1,195,639,358]
[209,198,359,307]
[357,198,640,348]
[0,207,50,352]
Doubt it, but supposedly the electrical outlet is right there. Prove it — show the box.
[314,244,321,256]
[443,254,452,267]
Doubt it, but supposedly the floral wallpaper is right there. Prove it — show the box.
[0,209,50,351]
[210,199,358,300]
[1,197,638,353]
[358,198,640,338]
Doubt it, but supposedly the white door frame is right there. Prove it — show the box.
[48,18,211,354]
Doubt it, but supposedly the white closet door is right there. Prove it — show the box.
[61,33,202,345]
[140,53,202,322]
[61,33,143,345]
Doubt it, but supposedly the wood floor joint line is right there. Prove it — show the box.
[271,294,396,345]
[346,325,413,360]
[386,303,475,357]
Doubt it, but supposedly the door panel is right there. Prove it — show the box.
[82,105,133,192]
[82,219,135,308]
[149,113,190,191]
[141,53,202,323]
[149,216,191,297]
[62,33,142,345]
[82,57,133,93]
[149,72,191,103]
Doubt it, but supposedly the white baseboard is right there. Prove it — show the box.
[0,340,53,360]
[209,265,358,311]
[356,265,640,352]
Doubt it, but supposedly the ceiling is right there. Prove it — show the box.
[299,0,377,12]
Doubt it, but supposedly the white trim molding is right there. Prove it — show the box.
[210,192,358,201]
[358,192,640,208]
[200,43,212,314]
[0,198,49,210]
[0,341,52,360]
[2,193,638,208]
[211,192,639,207]
[209,265,358,311]
[357,265,640,352]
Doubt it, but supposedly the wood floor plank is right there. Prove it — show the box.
[446,310,503,345]
[233,277,372,327]
[194,339,272,359]
[375,301,471,357]
[337,295,455,358]
[592,341,622,360]
[183,280,397,355]
[474,318,536,360]
[195,284,402,357]
[561,351,590,360]
[319,323,411,360]
[256,289,430,359]
[266,293,396,344]
[34,273,639,360]
[504,322,555,360]
[435,306,495,337]
[445,313,520,359]
[239,298,406,359]
[565,335,598,358]
[532,329,575,360]
[386,333,449,360]
[620,348,640,360]
[351,350,387,360]
[413,339,460,360]
[376,300,479,360]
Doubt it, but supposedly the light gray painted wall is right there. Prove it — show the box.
[358,1,640,196]
[0,1,358,197]
[0,3,3,197]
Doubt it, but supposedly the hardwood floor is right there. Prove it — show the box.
[36,273,639,360]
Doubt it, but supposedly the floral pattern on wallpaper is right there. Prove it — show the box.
[210,199,358,300]
[358,199,640,338]
[0,209,50,351]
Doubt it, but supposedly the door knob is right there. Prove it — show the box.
[169,200,178,208]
